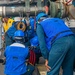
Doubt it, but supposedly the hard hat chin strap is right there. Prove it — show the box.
[14,37,25,43]
[15,39,24,43]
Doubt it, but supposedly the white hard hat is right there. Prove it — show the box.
[14,17,21,21]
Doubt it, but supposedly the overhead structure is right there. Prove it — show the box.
[0,0,48,17]
[48,0,75,19]
[0,0,25,6]
[0,0,74,19]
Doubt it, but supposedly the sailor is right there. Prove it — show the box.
[4,30,34,75]
[35,12,75,75]
[1,17,15,46]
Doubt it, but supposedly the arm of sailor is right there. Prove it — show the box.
[36,24,49,59]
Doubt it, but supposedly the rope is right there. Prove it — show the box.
[64,2,75,20]
[17,21,26,31]
[66,0,72,5]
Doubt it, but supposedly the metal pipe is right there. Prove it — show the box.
[0,0,25,6]
[0,0,40,6]
[0,6,45,17]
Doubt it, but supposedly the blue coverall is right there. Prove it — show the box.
[30,36,42,64]
[4,42,33,75]
[36,18,75,75]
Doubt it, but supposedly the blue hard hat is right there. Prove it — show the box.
[30,36,39,46]
[14,30,24,37]
[36,12,48,21]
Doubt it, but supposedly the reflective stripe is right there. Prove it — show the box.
[10,43,25,48]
